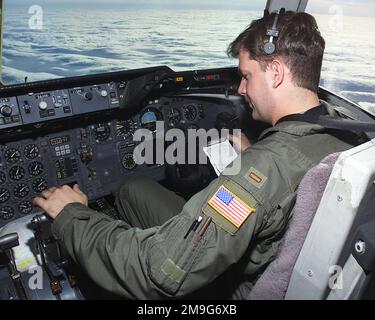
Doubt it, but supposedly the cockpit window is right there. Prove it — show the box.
[1,0,375,115]
[2,0,261,83]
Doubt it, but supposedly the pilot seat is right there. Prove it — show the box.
[249,138,375,300]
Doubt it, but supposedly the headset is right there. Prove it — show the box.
[263,8,285,55]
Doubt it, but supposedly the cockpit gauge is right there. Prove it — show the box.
[32,178,48,194]
[0,188,11,204]
[24,144,40,159]
[5,148,21,164]
[140,107,163,132]
[93,123,111,142]
[28,161,44,176]
[0,171,6,184]
[14,183,30,198]
[116,119,137,138]
[9,166,26,181]
[166,108,182,126]
[121,153,137,170]
[0,206,14,221]
[183,105,197,121]
[19,201,33,215]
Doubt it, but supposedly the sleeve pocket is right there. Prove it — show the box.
[146,214,209,295]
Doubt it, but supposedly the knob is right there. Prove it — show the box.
[39,101,48,110]
[24,104,31,114]
[30,214,51,229]
[100,90,108,98]
[84,92,93,101]
[0,105,13,117]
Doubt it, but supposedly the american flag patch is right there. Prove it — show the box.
[208,185,255,228]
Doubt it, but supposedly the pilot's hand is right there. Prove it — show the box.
[228,132,252,153]
[32,184,88,219]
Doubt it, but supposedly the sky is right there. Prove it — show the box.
[7,0,375,17]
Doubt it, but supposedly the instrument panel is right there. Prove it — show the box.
[0,83,120,130]
[0,67,253,299]
[0,95,238,227]
[0,67,243,228]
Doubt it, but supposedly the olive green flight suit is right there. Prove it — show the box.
[114,174,187,229]
[51,102,358,299]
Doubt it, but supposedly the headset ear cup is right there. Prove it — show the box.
[264,42,275,55]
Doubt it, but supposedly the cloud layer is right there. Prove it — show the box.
[2,8,374,113]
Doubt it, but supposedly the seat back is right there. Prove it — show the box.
[249,138,375,300]
[285,139,375,299]
[249,153,340,300]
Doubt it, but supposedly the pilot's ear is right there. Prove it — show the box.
[270,59,284,88]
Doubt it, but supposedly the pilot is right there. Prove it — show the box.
[33,11,360,299]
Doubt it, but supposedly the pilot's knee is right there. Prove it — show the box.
[116,174,153,201]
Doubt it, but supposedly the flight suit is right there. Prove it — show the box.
[51,102,358,299]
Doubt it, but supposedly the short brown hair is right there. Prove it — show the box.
[227,11,325,93]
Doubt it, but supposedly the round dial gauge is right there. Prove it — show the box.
[28,161,44,176]
[93,123,111,142]
[166,108,181,126]
[5,148,21,164]
[19,201,33,215]
[32,178,48,193]
[9,166,25,181]
[14,183,30,198]
[116,119,137,138]
[24,144,40,159]
[183,105,197,121]
[0,206,15,221]
[121,153,136,170]
[140,107,163,132]
[0,188,10,204]
[0,171,6,184]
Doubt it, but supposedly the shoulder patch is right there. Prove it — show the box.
[203,181,257,235]
[245,167,268,189]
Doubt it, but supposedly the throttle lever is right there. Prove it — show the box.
[0,233,19,252]
[30,214,51,228]
[0,233,28,299]
[30,214,63,297]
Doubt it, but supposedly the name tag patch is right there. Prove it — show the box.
[245,167,268,189]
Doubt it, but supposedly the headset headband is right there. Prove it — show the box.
[264,8,285,55]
